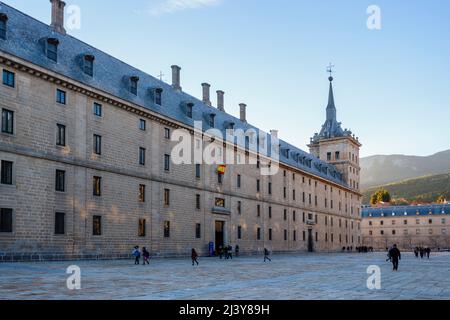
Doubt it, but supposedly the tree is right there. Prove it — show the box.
[437,195,446,204]
[370,188,391,205]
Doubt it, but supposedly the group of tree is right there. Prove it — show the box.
[370,188,391,205]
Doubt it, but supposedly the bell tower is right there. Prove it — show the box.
[308,66,362,191]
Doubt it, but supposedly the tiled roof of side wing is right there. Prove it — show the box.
[0,2,346,186]
[361,205,450,218]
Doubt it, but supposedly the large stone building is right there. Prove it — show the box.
[361,204,450,250]
[0,1,362,261]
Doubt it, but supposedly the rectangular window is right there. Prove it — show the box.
[164,154,170,171]
[55,212,65,235]
[56,124,66,146]
[327,152,331,161]
[139,148,146,165]
[293,230,297,241]
[302,212,305,223]
[293,211,296,221]
[335,152,340,160]
[84,58,94,76]
[93,103,102,117]
[237,226,242,240]
[284,209,287,221]
[139,119,146,131]
[93,176,101,196]
[47,42,58,62]
[215,198,225,208]
[130,78,138,95]
[139,184,146,202]
[55,170,65,192]
[209,114,215,128]
[196,223,201,239]
[196,194,201,210]
[256,179,260,192]
[269,207,272,219]
[257,204,261,217]
[139,219,146,237]
[164,189,170,206]
[1,109,14,134]
[164,128,171,139]
[56,89,66,105]
[293,189,296,200]
[0,208,13,233]
[237,201,242,215]
[269,228,273,241]
[187,104,193,118]
[155,89,162,106]
[218,172,223,184]
[195,164,201,178]
[93,216,102,236]
[1,160,13,185]
[284,229,288,241]
[164,221,170,238]
[268,182,272,195]
[237,174,241,188]
[257,227,261,240]
[93,134,102,155]
[2,70,14,87]
[303,231,306,241]
[0,17,6,40]
[283,187,287,199]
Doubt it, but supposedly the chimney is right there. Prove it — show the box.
[217,90,225,112]
[171,65,181,91]
[202,83,211,106]
[270,130,279,140]
[50,0,66,35]
[239,103,247,123]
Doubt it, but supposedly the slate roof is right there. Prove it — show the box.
[0,2,349,187]
[362,204,450,218]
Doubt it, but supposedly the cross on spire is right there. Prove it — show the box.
[326,63,335,81]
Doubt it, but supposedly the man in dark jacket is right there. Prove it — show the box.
[388,244,401,271]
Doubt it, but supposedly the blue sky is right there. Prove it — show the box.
[4,0,450,157]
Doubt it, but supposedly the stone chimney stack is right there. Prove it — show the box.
[50,0,66,35]
[171,65,181,91]
[270,130,279,140]
[239,103,247,123]
[202,83,211,106]
[217,90,225,112]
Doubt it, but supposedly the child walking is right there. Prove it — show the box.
[191,248,199,266]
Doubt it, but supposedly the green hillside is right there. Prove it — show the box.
[362,173,450,205]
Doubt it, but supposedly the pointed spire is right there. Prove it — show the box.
[326,76,336,121]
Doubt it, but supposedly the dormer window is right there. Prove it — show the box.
[84,55,95,77]
[46,38,59,62]
[154,88,163,105]
[186,103,194,118]
[209,114,216,128]
[0,14,7,40]
[228,122,235,130]
[130,76,139,95]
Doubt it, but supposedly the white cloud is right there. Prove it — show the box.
[147,0,221,16]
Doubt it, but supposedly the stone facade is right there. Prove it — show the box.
[0,2,362,261]
[361,205,450,250]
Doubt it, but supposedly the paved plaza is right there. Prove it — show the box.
[1,252,450,300]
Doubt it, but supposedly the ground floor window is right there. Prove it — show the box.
[54,212,65,235]
[0,208,13,233]
[195,223,201,239]
[139,219,146,237]
[164,221,170,238]
[93,216,102,236]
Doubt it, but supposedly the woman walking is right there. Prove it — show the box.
[142,247,150,265]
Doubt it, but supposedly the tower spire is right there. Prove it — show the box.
[326,63,336,121]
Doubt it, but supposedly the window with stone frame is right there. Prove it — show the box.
[55,212,65,235]
[1,108,14,134]
[0,208,13,233]
[139,184,146,202]
[93,216,102,236]
[1,160,13,185]
[138,219,146,237]
[2,69,15,87]
[164,221,170,238]
[0,14,7,40]
[55,170,65,192]
[215,198,225,208]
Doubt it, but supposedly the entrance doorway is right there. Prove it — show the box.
[308,229,314,252]
[215,221,225,253]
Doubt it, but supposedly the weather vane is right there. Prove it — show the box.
[326,63,335,81]
[157,71,165,82]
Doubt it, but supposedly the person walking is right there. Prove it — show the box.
[218,245,223,259]
[388,244,401,271]
[264,248,272,262]
[132,246,141,265]
[228,245,233,260]
[235,245,240,257]
[419,247,424,259]
[414,247,419,258]
[191,248,199,266]
[142,247,150,265]
[224,245,229,260]
[426,247,431,259]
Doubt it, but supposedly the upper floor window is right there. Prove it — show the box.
[93,176,102,196]
[56,89,66,105]
[130,76,139,95]
[139,119,146,131]
[237,174,241,188]
[83,55,95,77]
[139,147,146,166]
[164,154,170,171]
[335,151,340,160]
[2,70,14,87]
[0,14,8,40]
[93,103,102,117]
[164,128,171,139]
[56,124,66,146]
[1,108,14,134]
[327,152,331,161]
[215,198,225,208]
[209,114,215,128]
[186,103,194,118]
[46,38,59,62]
[55,170,65,192]
[93,134,102,155]
[155,88,163,106]
[1,160,13,185]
